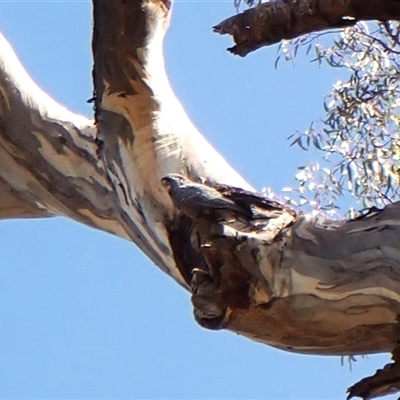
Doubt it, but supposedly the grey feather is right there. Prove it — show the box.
[161,174,252,223]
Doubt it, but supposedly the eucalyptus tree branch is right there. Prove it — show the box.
[214,0,400,56]
[2,1,400,398]
[0,32,99,221]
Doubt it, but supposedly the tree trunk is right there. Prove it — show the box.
[1,0,400,398]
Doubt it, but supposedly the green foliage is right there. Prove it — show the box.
[279,22,400,215]
[233,0,262,11]
[231,1,400,215]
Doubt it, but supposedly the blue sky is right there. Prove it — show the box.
[0,1,395,399]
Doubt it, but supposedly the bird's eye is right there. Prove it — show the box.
[161,178,171,188]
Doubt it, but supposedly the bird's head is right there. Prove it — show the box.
[161,173,186,193]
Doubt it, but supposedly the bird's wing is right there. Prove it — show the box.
[178,185,250,215]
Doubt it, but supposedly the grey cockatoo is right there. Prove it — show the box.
[161,173,253,224]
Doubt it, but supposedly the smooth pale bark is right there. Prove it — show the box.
[1,0,400,398]
[214,0,400,56]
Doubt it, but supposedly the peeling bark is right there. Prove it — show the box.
[1,0,400,398]
[214,0,400,56]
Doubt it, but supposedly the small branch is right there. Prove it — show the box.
[347,362,400,399]
[347,336,400,399]
[214,0,400,56]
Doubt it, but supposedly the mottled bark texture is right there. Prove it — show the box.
[1,0,400,398]
[214,0,400,56]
